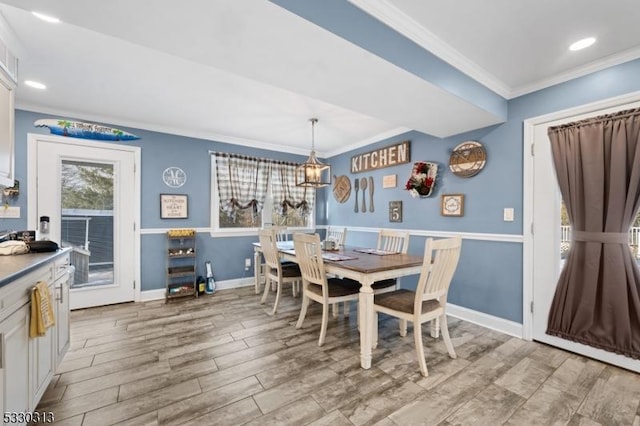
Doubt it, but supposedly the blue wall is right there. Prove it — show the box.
[4,110,323,290]
[326,58,640,323]
[3,58,640,322]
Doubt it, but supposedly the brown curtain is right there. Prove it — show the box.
[546,108,640,359]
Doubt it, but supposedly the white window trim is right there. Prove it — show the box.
[209,155,315,237]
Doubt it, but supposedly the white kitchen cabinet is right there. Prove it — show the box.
[30,280,56,406]
[53,259,71,365]
[0,304,31,420]
[0,250,70,423]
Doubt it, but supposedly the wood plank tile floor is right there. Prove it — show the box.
[36,286,640,425]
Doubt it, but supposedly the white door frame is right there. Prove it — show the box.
[523,90,640,371]
[27,133,142,304]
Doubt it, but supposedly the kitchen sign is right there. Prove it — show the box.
[351,141,410,173]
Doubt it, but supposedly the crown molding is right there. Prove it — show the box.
[16,102,312,156]
[349,0,640,101]
[347,0,511,98]
[17,103,411,159]
[323,126,411,158]
[509,46,640,99]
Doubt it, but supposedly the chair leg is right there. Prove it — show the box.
[399,319,407,337]
[291,281,297,298]
[343,301,349,317]
[440,314,457,359]
[272,281,282,315]
[319,302,329,346]
[260,278,270,305]
[296,295,310,329]
[256,263,264,294]
[413,321,428,377]
[430,317,440,338]
[373,311,378,349]
[332,303,339,318]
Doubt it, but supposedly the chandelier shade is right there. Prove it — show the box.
[295,118,331,187]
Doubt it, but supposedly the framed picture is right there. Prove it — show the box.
[160,194,188,219]
[389,201,403,222]
[441,194,464,217]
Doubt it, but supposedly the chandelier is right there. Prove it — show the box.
[295,118,331,187]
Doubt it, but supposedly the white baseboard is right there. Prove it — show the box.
[140,283,523,339]
[140,277,254,302]
[447,303,523,339]
[215,277,254,291]
[140,288,165,302]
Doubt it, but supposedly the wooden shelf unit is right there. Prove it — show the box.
[166,229,197,302]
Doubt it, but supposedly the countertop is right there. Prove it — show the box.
[0,248,71,288]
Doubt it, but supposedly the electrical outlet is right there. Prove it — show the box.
[245,258,251,270]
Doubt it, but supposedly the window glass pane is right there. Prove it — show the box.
[219,208,262,228]
[60,161,114,288]
[212,156,313,231]
[560,201,640,265]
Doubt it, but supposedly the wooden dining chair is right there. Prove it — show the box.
[326,226,347,247]
[293,233,360,346]
[377,229,410,254]
[336,229,411,317]
[271,226,289,242]
[256,225,295,294]
[369,229,411,294]
[372,237,462,376]
[258,228,302,315]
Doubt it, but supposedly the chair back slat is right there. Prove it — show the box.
[326,227,347,246]
[415,237,462,312]
[293,233,327,287]
[268,226,288,242]
[377,229,410,254]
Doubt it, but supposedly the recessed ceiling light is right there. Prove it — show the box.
[25,80,47,90]
[569,37,596,51]
[32,11,60,23]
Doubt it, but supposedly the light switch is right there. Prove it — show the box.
[503,208,514,222]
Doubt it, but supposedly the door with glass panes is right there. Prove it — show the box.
[32,135,138,309]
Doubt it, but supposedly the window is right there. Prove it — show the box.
[210,153,315,235]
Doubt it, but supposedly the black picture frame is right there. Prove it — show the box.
[160,194,188,219]
[389,201,403,223]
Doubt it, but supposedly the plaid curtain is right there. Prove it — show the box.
[214,154,269,222]
[271,162,314,218]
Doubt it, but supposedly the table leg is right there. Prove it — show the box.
[253,249,261,294]
[359,285,374,369]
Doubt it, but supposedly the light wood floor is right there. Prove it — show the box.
[36,286,640,425]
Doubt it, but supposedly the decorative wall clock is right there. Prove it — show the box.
[163,167,187,188]
[449,141,487,178]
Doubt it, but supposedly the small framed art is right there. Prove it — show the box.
[160,194,188,219]
[441,194,464,217]
[389,201,403,222]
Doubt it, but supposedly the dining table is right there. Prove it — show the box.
[252,240,424,369]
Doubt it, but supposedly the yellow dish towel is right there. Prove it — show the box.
[30,281,55,338]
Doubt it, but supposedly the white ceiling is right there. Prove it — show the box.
[0,0,639,156]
